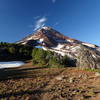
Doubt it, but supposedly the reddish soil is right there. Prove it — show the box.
[0,62,100,100]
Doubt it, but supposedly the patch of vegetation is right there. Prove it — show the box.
[0,42,76,67]
[0,42,33,61]
[32,48,76,68]
[83,68,100,72]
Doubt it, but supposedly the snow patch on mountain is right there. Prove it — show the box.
[82,42,96,48]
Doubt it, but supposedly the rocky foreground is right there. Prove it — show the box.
[0,62,100,100]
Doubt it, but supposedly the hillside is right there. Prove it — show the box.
[17,26,100,69]
[0,27,100,100]
[0,62,100,100]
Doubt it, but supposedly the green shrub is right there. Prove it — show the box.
[32,48,75,68]
[9,47,16,54]
[32,48,47,65]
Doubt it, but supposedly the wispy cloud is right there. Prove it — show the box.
[34,16,40,20]
[54,22,59,26]
[52,0,56,3]
[34,17,47,31]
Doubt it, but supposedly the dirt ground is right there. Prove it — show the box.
[0,62,100,100]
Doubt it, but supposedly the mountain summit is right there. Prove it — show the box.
[17,26,100,69]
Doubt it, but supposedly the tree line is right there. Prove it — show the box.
[0,42,76,67]
[0,42,33,61]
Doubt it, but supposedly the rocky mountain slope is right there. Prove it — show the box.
[17,26,100,69]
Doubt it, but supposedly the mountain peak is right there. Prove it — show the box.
[37,26,58,35]
[17,26,97,49]
[17,26,100,69]
[37,26,52,32]
[41,26,51,30]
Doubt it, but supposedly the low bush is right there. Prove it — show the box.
[32,48,75,67]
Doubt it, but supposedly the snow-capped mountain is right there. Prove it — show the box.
[17,26,100,69]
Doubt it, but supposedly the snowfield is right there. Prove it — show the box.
[0,61,25,69]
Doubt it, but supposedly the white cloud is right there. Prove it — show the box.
[34,17,47,31]
[54,22,59,26]
[34,16,40,20]
[52,0,56,3]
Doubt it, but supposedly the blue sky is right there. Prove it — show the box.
[0,0,100,46]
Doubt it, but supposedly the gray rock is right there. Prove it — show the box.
[95,72,100,76]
